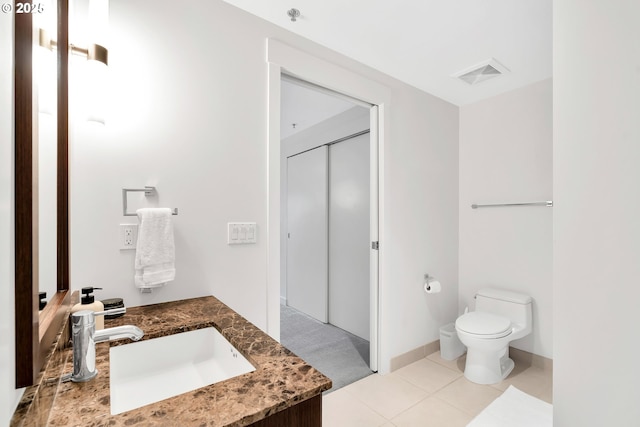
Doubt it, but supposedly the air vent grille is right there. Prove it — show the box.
[453,58,509,85]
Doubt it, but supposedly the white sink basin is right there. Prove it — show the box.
[109,327,256,415]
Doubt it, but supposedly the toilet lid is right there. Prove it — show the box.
[456,312,512,338]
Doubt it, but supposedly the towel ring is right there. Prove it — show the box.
[122,186,178,216]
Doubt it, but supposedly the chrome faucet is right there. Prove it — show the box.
[68,308,144,382]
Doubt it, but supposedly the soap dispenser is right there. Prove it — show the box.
[71,287,105,330]
[38,292,47,312]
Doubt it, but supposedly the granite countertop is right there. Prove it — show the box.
[16,296,331,427]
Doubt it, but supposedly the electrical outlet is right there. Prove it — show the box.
[120,224,138,250]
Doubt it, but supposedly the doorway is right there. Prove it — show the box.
[266,37,389,375]
[279,76,377,390]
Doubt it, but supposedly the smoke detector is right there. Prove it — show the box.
[452,58,509,85]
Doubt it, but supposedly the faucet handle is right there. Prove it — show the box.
[95,307,127,317]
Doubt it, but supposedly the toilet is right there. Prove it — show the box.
[455,288,532,385]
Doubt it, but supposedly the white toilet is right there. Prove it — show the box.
[455,288,532,385]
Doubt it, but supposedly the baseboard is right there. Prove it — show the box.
[509,347,553,371]
[280,296,287,306]
[390,340,440,372]
[390,341,553,373]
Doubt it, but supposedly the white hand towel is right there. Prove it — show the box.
[134,208,175,289]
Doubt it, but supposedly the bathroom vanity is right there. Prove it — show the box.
[11,296,332,426]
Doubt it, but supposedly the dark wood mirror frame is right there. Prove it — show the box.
[14,0,70,388]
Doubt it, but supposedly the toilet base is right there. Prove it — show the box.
[463,346,514,385]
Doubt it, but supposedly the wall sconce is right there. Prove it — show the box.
[37,0,109,124]
[70,42,108,65]
[72,0,109,124]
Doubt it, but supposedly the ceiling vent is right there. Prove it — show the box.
[452,58,509,85]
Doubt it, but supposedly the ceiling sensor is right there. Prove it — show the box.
[452,58,510,85]
[287,8,301,22]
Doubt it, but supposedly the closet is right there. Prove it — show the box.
[286,133,370,340]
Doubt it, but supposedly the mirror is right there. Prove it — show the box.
[36,0,58,311]
[14,0,70,388]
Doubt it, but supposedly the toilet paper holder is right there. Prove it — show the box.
[424,273,434,291]
[424,274,442,294]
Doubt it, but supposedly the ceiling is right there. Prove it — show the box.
[280,79,362,139]
[222,0,552,106]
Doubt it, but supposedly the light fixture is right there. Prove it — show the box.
[71,0,108,67]
[37,0,109,124]
[72,0,109,124]
[69,42,108,65]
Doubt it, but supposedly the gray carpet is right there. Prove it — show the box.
[280,304,373,393]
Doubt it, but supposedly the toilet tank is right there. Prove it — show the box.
[475,288,532,327]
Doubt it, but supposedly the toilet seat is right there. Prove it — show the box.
[456,312,512,339]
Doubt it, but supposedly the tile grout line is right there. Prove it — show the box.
[432,376,506,417]
[341,374,432,422]
[387,392,438,424]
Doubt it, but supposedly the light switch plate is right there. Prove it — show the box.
[228,222,257,244]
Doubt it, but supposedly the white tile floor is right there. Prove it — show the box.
[323,351,553,427]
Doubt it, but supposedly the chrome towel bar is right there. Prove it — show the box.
[471,201,553,209]
[122,186,178,216]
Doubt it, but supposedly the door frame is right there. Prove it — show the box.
[266,39,390,372]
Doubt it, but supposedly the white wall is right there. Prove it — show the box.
[381,84,459,369]
[553,0,640,425]
[70,0,272,327]
[459,79,553,358]
[1,12,26,424]
[70,0,459,373]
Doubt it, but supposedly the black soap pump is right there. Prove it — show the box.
[71,287,106,329]
[39,292,47,311]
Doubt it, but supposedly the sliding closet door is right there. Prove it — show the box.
[286,146,329,323]
[328,134,370,340]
